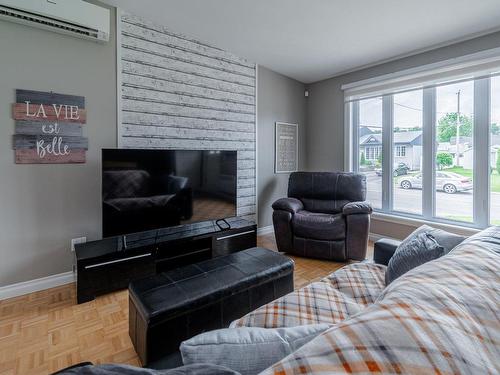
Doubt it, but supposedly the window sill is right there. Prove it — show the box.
[371,211,481,237]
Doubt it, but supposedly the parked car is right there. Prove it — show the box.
[399,172,473,194]
[375,162,410,177]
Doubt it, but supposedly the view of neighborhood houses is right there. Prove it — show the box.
[357,77,500,225]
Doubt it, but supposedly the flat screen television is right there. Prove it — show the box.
[102,149,237,237]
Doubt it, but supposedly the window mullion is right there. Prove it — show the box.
[422,87,436,219]
[351,101,360,172]
[382,95,393,211]
[473,78,490,227]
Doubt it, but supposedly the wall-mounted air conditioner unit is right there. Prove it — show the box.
[0,0,110,42]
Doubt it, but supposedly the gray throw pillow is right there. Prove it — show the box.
[385,232,445,285]
[180,324,330,375]
[406,224,466,254]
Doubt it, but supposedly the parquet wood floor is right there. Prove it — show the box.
[257,234,373,289]
[0,234,373,374]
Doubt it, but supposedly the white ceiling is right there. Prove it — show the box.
[102,0,500,83]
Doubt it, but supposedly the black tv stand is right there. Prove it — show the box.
[74,217,256,304]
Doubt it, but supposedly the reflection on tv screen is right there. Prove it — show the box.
[102,149,237,237]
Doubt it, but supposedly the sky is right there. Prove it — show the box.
[358,76,500,130]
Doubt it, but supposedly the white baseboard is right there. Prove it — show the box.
[257,225,274,235]
[0,271,75,301]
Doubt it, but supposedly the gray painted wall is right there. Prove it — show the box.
[257,66,307,228]
[120,13,256,220]
[306,31,500,239]
[0,4,117,286]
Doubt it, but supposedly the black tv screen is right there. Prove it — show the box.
[102,149,237,237]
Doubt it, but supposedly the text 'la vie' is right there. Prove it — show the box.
[24,101,80,120]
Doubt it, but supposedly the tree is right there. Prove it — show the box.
[360,152,366,166]
[437,113,473,143]
[496,149,500,175]
[436,152,453,170]
[492,123,500,136]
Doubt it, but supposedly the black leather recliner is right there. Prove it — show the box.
[272,172,372,261]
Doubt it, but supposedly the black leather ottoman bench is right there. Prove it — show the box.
[128,247,294,366]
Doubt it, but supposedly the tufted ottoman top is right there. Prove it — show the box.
[129,247,294,326]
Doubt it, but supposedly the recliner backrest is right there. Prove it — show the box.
[288,172,366,214]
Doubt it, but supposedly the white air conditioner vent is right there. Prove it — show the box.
[0,0,109,42]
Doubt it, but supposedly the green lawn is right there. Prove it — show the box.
[445,167,473,177]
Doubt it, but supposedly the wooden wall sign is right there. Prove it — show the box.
[12,89,88,164]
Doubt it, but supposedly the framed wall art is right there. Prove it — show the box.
[275,122,298,173]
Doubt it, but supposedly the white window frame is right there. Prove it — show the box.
[345,48,500,230]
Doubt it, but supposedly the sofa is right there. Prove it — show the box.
[231,226,500,374]
[272,172,372,261]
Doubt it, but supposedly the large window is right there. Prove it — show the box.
[349,73,498,229]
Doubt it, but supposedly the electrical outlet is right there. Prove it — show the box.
[71,237,87,252]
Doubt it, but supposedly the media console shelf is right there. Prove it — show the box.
[75,217,256,304]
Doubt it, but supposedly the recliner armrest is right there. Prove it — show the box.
[272,198,304,214]
[373,238,402,265]
[342,201,373,215]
